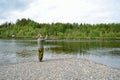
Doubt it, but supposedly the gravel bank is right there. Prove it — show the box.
[0,58,120,80]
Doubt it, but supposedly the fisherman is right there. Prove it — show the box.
[37,33,47,62]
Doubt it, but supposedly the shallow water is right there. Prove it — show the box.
[0,39,120,68]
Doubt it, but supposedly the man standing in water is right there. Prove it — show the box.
[37,33,47,62]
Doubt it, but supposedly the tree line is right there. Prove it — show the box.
[0,18,120,40]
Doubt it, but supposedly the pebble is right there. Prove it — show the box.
[0,58,120,80]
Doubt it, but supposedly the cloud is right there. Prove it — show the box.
[0,0,30,23]
[0,0,120,24]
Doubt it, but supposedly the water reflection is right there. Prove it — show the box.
[46,40,120,56]
[16,50,36,57]
[0,39,120,68]
[109,49,120,56]
[45,40,120,68]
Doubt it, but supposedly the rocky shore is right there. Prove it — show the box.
[0,58,120,80]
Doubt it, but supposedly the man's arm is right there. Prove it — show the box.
[44,35,48,40]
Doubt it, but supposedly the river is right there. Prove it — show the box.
[0,39,120,68]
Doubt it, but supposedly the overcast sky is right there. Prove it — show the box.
[0,0,120,24]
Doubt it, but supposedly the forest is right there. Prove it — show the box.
[0,18,120,40]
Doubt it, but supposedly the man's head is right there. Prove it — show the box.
[38,33,43,39]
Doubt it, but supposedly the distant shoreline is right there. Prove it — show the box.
[0,37,120,40]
